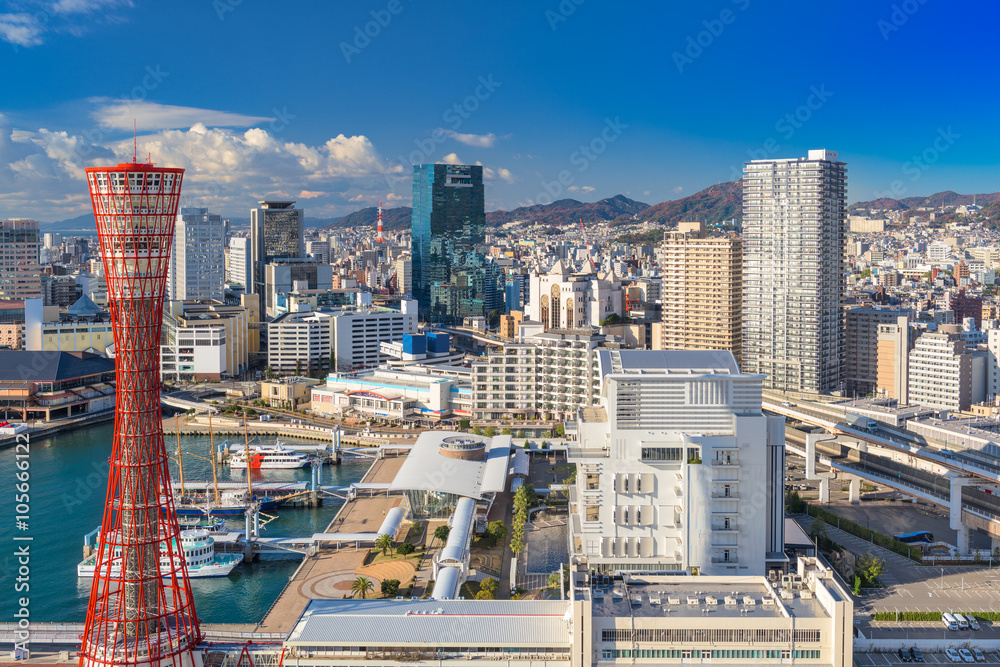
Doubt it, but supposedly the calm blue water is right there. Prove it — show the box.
[525,523,568,574]
[0,420,370,623]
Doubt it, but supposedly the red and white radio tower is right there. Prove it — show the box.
[375,200,386,243]
[80,157,201,666]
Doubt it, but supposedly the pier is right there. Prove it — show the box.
[253,452,409,634]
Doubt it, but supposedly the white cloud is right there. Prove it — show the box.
[643,190,651,196]
[0,114,397,221]
[440,152,463,164]
[673,186,684,194]
[51,0,132,13]
[439,129,500,148]
[0,0,133,46]
[581,185,595,193]
[567,186,578,192]
[0,13,45,46]
[92,99,275,131]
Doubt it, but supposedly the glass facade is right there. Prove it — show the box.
[411,164,501,323]
[250,201,304,294]
[405,488,462,519]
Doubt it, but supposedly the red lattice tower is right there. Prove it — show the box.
[80,161,201,667]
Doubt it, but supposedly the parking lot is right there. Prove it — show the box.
[857,650,1000,664]
[796,516,1000,613]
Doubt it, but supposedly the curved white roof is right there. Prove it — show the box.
[389,431,512,499]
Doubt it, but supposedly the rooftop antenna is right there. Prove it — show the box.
[132,119,137,163]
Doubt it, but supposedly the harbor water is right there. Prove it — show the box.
[0,420,370,624]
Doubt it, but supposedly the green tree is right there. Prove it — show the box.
[484,426,497,438]
[554,423,565,437]
[434,525,450,543]
[501,427,512,435]
[397,542,416,555]
[295,359,302,377]
[481,577,499,596]
[380,579,400,597]
[808,518,827,541]
[856,553,885,587]
[351,576,375,599]
[374,533,394,556]
[510,533,524,556]
[475,588,496,600]
[514,484,537,512]
[487,520,508,546]
[329,351,337,373]
[548,571,562,589]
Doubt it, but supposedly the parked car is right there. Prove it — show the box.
[897,647,912,662]
[972,648,985,662]
[959,648,975,663]
[909,646,924,662]
[945,649,962,663]
[967,615,981,631]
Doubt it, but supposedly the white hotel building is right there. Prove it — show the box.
[267,301,417,374]
[472,327,615,422]
[569,350,786,576]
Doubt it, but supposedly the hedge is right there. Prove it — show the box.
[874,610,1000,623]
[801,503,923,562]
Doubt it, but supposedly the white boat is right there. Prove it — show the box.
[77,529,243,578]
[229,442,310,469]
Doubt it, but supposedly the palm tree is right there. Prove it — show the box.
[375,533,394,556]
[351,576,374,599]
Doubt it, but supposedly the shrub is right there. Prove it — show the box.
[434,525,450,542]
[397,542,416,555]
[380,579,400,597]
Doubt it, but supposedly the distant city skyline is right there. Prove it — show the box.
[1,1,998,223]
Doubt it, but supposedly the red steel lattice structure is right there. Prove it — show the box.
[80,162,201,667]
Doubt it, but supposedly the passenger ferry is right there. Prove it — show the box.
[229,442,310,469]
[77,529,243,578]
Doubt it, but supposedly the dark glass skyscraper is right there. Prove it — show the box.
[411,164,500,323]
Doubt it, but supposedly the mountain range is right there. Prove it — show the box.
[36,183,1000,232]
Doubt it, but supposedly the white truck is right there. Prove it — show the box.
[845,413,877,433]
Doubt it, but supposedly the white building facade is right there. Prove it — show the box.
[570,350,785,576]
[742,150,847,394]
[526,261,625,330]
[168,207,225,302]
[267,301,418,374]
[226,237,252,290]
[472,329,611,421]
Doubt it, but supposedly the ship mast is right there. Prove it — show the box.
[175,414,185,502]
[242,409,253,500]
[208,409,220,504]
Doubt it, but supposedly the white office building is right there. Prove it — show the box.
[227,237,252,290]
[168,207,225,302]
[569,350,785,576]
[742,149,847,394]
[909,325,972,411]
[267,301,417,374]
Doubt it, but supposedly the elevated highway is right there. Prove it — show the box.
[768,399,1000,552]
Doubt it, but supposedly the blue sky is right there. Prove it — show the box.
[1,0,998,222]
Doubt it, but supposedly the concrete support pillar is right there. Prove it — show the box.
[819,477,830,504]
[949,475,974,554]
[855,440,868,454]
[849,478,861,504]
[957,525,971,556]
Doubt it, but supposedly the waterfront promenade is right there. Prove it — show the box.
[253,453,408,634]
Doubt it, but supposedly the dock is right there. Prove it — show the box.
[253,453,409,634]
